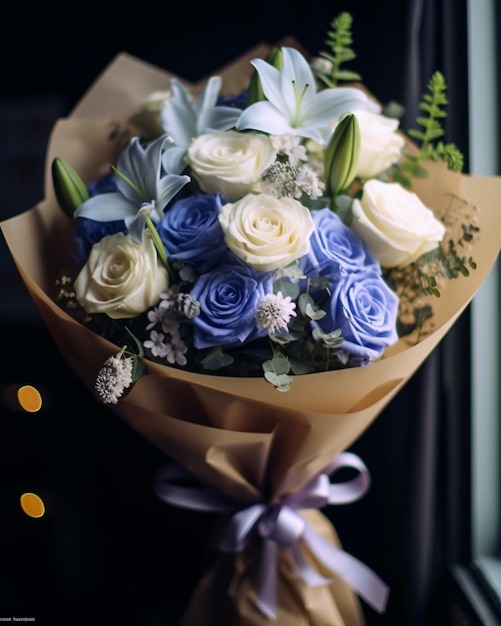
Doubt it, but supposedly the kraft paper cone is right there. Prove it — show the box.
[1,44,500,625]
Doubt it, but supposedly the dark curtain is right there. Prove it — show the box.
[0,1,471,625]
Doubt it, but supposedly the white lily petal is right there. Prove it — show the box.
[301,87,371,127]
[128,204,153,243]
[155,174,191,216]
[195,76,222,114]
[160,79,196,148]
[249,59,287,109]
[162,145,189,175]
[74,193,137,222]
[236,101,296,135]
[198,106,241,133]
[116,135,172,203]
[281,47,317,101]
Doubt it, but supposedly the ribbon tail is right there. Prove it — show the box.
[255,538,278,619]
[304,525,390,614]
[291,543,331,586]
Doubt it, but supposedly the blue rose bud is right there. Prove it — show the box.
[324,113,361,200]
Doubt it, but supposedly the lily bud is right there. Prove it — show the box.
[51,157,89,218]
[324,113,361,199]
[247,47,283,105]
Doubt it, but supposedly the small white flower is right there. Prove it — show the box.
[261,162,300,198]
[255,292,297,334]
[144,330,170,358]
[166,332,189,366]
[95,350,134,405]
[146,305,165,330]
[296,164,325,199]
[270,134,308,166]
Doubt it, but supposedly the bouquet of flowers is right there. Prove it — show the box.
[1,12,499,626]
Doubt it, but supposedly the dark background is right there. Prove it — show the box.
[0,1,472,625]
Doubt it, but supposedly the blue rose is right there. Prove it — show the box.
[158,193,227,273]
[72,217,127,266]
[217,92,248,109]
[319,269,399,361]
[189,263,273,349]
[87,171,118,196]
[302,207,380,279]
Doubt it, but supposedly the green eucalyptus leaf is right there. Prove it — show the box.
[201,347,234,370]
[273,277,300,300]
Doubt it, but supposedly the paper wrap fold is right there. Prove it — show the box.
[1,44,500,625]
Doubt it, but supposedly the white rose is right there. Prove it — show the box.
[351,179,446,267]
[186,131,277,201]
[353,110,405,178]
[74,232,169,319]
[219,193,315,271]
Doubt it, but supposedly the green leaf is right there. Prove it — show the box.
[273,277,300,300]
[263,352,291,375]
[201,347,234,370]
[311,326,343,347]
[263,353,293,391]
[335,69,362,81]
[131,356,148,382]
[406,70,464,173]
[317,12,360,87]
[298,293,326,320]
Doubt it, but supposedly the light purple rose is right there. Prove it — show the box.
[320,269,399,361]
[158,193,227,273]
[189,263,273,349]
[302,207,380,279]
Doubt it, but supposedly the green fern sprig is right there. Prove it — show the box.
[317,12,362,88]
[407,71,464,172]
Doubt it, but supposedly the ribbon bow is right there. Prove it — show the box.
[154,452,389,619]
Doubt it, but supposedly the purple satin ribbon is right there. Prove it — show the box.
[154,452,389,619]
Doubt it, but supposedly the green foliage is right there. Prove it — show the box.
[263,353,293,392]
[200,346,234,370]
[406,71,465,172]
[298,293,326,321]
[316,12,362,88]
[385,217,479,341]
[131,354,148,382]
[311,326,343,348]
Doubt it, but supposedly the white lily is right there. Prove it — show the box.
[236,46,377,145]
[74,134,190,242]
[160,76,243,174]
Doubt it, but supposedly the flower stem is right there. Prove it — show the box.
[145,215,174,280]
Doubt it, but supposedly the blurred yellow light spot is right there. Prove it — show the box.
[17,385,42,412]
[20,492,45,518]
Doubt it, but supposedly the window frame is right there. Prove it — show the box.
[449,0,501,623]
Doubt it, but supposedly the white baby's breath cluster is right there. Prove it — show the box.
[95,349,134,404]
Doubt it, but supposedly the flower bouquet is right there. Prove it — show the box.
[1,12,500,626]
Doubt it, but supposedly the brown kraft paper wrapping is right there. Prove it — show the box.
[1,44,500,625]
